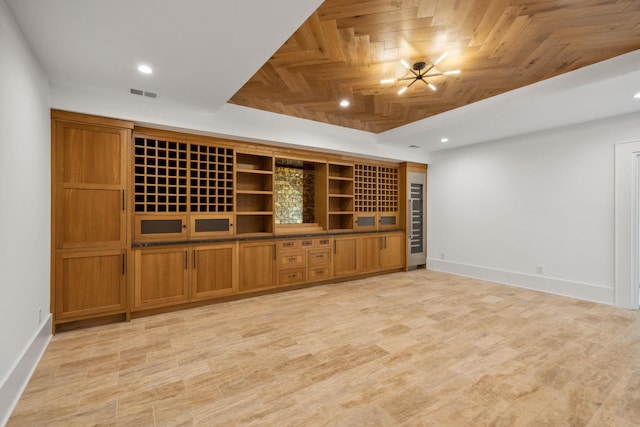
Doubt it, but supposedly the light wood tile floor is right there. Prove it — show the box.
[9,270,640,426]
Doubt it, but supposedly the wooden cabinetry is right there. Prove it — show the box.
[133,242,236,309]
[359,232,405,273]
[51,111,421,330]
[52,112,132,331]
[359,234,383,273]
[380,232,404,269]
[238,240,277,292]
[133,246,189,310]
[54,119,128,249]
[132,134,234,241]
[54,249,127,320]
[235,152,274,235]
[191,243,236,300]
[355,163,399,231]
[333,236,359,277]
[277,237,333,286]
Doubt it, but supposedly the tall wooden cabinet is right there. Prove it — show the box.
[51,111,133,328]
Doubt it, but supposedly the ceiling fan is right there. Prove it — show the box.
[381,53,460,95]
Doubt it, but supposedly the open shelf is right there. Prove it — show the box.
[329,179,353,196]
[236,214,274,234]
[235,152,274,235]
[329,196,353,212]
[236,152,274,172]
[236,193,273,212]
[328,213,354,231]
[328,163,354,179]
[236,171,273,192]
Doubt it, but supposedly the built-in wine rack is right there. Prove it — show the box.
[133,136,233,214]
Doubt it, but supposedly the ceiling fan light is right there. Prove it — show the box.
[434,52,448,65]
[400,59,410,69]
[428,83,437,91]
[380,78,397,84]
[398,86,408,95]
[443,70,461,75]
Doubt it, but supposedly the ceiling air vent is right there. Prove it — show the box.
[130,88,157,98]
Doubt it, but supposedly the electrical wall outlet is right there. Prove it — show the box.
[536,265,544,275]
[38,308,42,324]
[440,251,446,260]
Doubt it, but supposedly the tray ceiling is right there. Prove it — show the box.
[229,0,640,133]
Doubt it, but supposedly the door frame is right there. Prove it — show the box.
[614,140,640,309]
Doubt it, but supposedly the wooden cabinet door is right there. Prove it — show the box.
[55,121,128,249]
[55,249,127,320]
[359,235,383,273]
[238,241,276,292]
[333,236,359,277]
[133,247,189,309]
[191,243,236,300]
[381,232,404,270]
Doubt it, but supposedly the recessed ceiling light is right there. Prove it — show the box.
[441,138,449,143]
[409,145,421,148]
[138,64,152,74]
[339,99,350,107]
[634,92,640,99]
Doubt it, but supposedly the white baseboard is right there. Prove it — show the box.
[0,315,52,427]
[427,258,615,306]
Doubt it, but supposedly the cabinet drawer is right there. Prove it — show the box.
[314,238,332,248]
[308,249,331,265]
[278,240,299,250]
[279,268,306,286]
[300,239,314,248]
[277,251,306,268]
[308,265,332,282]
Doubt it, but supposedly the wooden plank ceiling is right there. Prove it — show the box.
[229,0,640,134]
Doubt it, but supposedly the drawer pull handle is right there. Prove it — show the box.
[288,256,298,261]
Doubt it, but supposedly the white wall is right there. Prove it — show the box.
[48,83,431,164]
[0,0,51,421]
[427,112,640,304]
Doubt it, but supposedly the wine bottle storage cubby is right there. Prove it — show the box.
[134,137,188,213]
[377,166,398,212]
[189,144,234,213]
[355,164,377,213]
